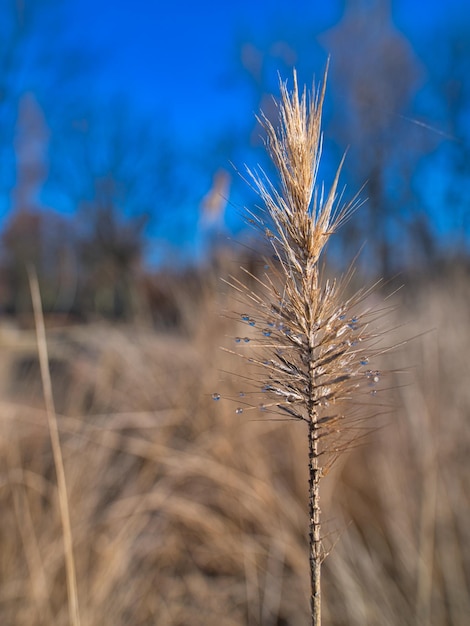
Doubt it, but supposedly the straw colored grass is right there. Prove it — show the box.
[28,267,80,626]
[0,267,468,625]
[222,69,392,624]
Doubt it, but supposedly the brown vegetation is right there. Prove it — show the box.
[226,69,392,625]
[0,262,468,625]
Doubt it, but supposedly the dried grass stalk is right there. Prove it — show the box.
[28,268,81,626]
[223,67,389,625]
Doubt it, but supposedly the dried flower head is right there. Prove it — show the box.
[225,69,386,461]
[220,66,390,625]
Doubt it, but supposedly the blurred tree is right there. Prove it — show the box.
[13,93,48,210]
[0,90,77,316]
[0,1,34,207]
[319,0,431,275]
[424,19,470,256]
[0,0,201,320]
[45,99,190,318]
[0,0,80,207]
[230,0,446,276]
[0,0,96,317]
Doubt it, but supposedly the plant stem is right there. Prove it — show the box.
[308,416,322,626]
[28,268,81,626]
[308,331,322,626]
[240,69,384,624]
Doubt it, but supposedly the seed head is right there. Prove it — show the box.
[225,67,387,469]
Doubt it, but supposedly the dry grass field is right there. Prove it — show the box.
[0,261,468,626]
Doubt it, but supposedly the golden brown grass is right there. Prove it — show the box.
[0,265,468,625]
[28,267,80,626]
[222,69,392,624]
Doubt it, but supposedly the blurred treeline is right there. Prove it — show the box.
[0,0,469,321]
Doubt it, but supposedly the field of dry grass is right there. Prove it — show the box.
[0,262,468,625]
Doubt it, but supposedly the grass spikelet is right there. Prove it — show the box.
[224,68,390,625]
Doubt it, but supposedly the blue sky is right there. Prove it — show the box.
[62,0,467,141]
[63,1,339,138]
[7,0,468,268]
[51,0,470,266]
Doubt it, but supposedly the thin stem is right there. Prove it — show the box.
[241,69,384,624]
[28,267,81,626]
[308,334,322,626]
[308,419,322,626]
